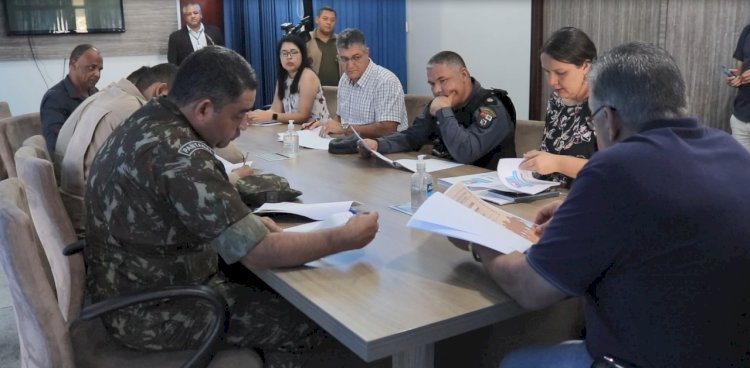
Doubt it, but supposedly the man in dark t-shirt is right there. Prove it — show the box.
[461,42,750,367]
[726,23,750,151]
[40,44,102,154]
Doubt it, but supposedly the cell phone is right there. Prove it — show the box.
[721,65,736,77]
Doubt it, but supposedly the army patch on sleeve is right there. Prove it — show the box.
[178,141,214,157]
[478,107,496,128]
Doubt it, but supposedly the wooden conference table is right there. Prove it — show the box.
[232,125,563,368]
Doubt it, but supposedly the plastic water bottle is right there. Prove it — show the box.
[283,120,299,158]
[410,155,434,213]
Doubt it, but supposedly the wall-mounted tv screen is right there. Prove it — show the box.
[4,0,125,36]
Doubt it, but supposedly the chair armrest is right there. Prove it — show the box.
[63,239,85,255]
[79,284,229,368]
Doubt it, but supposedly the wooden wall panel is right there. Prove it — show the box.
[539,0,663,119]
[664,0,750,131]
[0,0,177,60]
[539,0,750,131]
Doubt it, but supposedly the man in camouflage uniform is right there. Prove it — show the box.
[85,46,379,367]
[358,51,516,169]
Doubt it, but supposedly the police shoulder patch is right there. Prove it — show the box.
[478,107,496,128]
[178,141,214,157]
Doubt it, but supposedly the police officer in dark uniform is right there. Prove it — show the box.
[359,50,516,169]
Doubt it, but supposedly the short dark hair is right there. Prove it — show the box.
[276,35,311,101]
[126,66,149,85]
[336,28,367,50]
[317,6,335,17]
[70,44,97,62]
[588,42,687,131]
[427,51,466,69]
[541,27,596,67]
[168,46,257,111]
[132,63,178,93]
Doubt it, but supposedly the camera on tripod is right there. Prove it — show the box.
[280,16,312,42]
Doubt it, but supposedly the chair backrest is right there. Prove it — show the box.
[404,94,432,126]
[0,101,11,119]
[15,145,84,322]
[0,112,42,177]
[22,134,51,162]
[0,101,13,119]
[322,85,337,117]
[0,178,76,367]
[514,119,545,158]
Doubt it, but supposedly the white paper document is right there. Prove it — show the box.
[438,172,515,205]
[496,158,559,194]
[254,201,354,220]
[215,154,251,173]
[276,127,332,150]
[352,127,463,172]
[407,184,539,254]
[285,211,353,232]
[297,127,333,150]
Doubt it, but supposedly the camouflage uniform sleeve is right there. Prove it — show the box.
[435,95,512,164]
[159,144,268,264]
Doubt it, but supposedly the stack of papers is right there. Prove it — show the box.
[285,211,353,232]
[253,201,354,220]
[496,158,558,194]
[407,183,539,254]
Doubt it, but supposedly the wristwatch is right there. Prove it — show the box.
[272,113,278,121]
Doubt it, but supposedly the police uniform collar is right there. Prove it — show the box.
[453,78,482,111]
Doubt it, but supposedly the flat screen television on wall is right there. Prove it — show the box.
[4,0,125,36]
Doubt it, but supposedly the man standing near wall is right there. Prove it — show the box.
[40,44,102,155]
[306,6,343,86]
[168,2,224,66]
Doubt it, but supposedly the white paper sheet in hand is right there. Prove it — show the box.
[285,211,353,232]
[215,154,251,173]
[406,192,532,253]
[254,201,354,220]
[496,158,558,194]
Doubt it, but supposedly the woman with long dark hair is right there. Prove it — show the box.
[247,35,330,124]
[519,27,598,187]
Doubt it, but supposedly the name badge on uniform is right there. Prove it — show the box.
[478,107,496,128]
[178,141,214,157]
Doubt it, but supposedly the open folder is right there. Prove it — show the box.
[407,183,539,254]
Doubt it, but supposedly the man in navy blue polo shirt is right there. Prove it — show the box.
[40,44,102,154]
[462,42,750,367]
